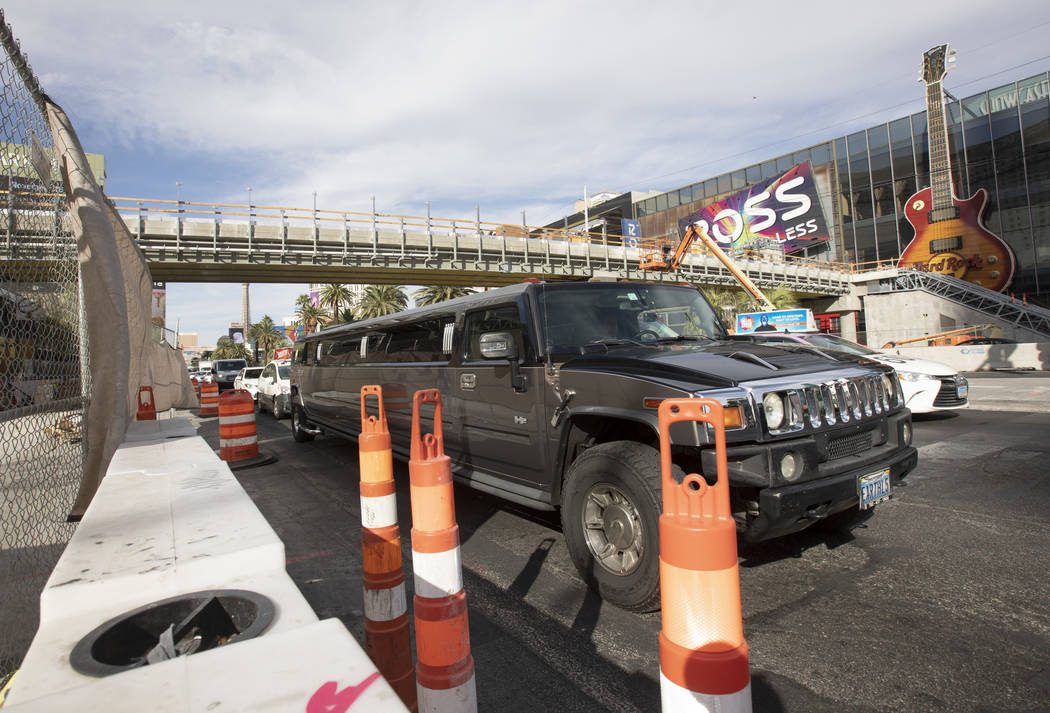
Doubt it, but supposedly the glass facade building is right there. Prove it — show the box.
[635,71,1050,301]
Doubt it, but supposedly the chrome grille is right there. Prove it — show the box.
[827,430,874,460]
[793,374,890,431]
[933,375,968,407]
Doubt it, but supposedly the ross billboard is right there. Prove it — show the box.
[678,161,830,254]
[736,309,816,334]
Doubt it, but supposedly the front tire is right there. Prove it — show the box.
[561,441,665,612]
[291,403,315,442]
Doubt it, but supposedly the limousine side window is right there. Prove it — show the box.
[462,305,534,363]
[381,317,454,363]
[315,337,363,367]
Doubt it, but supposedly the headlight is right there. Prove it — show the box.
[280,384,290,394]
[762,392,785,429]
[882,373,895,399]
[895,370,929,382]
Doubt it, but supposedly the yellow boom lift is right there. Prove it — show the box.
[640,225,776,311]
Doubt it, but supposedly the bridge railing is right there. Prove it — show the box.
[107,196,857,278]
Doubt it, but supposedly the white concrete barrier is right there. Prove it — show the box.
[5,421,408,712]
[880,342,1050,372]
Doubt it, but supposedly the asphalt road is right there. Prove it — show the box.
[191,390,1050,713]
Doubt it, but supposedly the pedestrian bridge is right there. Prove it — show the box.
[5,195,857,295]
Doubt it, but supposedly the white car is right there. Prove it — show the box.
[233,366,265,400]
[256,359,291,419]
[748,332,968,414]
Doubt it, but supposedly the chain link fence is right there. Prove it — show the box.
[0,14,87,684]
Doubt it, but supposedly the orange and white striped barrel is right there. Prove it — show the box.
[199,380,220,417]
[409,389,476,713]
[191,376,200,400]
[657,398,751,713]
[359,385,417,711]
[135,385,157,421]
[218,389,259,462]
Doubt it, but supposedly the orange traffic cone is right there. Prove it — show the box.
[657,398,751,713]
[135,386,157,421]
[408,389,476,713]
[359,386,417,711]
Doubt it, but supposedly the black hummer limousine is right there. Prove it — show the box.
[290,281,917,610]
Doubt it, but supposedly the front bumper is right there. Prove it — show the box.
[742,444,917,541]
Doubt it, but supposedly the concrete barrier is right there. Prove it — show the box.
[5,421,408,712]
[880,342,1050,372]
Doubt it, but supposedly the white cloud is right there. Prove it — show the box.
[5,0,1049,339]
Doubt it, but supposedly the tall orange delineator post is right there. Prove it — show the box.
[657,398,751,713]
[199,381,219,416]
[218,389,259,462]
[358,386,417,711]
[408,389,477,713]
[135,385,157,421]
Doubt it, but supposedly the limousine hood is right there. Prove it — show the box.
[558,340,880,389]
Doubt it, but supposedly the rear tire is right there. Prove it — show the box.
[291,403,315,442]
[561,441,666,612]
[272,395,283,420]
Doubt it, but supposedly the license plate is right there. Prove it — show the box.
[858,469,891,510]
[957,381,968,398]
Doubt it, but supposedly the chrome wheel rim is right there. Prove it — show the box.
[580,482,644,576]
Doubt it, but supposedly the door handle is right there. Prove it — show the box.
[460,373,477,390]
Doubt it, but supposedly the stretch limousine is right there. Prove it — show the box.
[290,280,917,610]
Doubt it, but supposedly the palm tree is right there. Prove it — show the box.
[413,285,474,306]
[703,286,754,323]
[767,286,800,310]
[355,285,408,320]
[249,315,288,363]
[212,336,251,360]
[295,302,328,335]
[319,283,355,324]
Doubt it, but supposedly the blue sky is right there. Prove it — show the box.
[6,1,1050,346]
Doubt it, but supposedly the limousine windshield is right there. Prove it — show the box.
[537,282,728,353]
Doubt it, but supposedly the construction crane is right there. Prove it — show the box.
[640,225,776,311]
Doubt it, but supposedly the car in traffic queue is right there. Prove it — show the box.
[256,359,291,418]
[737,331,968,413]
[289,280,918,611]
[233,366,265,400]
[211,358,249,390]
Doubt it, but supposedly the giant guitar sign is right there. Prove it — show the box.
[896,44,1015,292]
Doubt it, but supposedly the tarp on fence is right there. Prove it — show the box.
[46,101,196,516]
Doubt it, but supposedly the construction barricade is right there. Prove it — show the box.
[218,389,259,462]
[191,376,200,400]
[408,389,476,713]
[657,398,751,713]
[359,385,417,711]
[199,381,219,417]
[135,385,156,421]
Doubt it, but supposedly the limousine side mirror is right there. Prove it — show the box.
[479,331,516,360]
[479,331,527,393]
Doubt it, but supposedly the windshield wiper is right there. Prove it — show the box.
[654,335,712,343]
[588,338,643,347]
